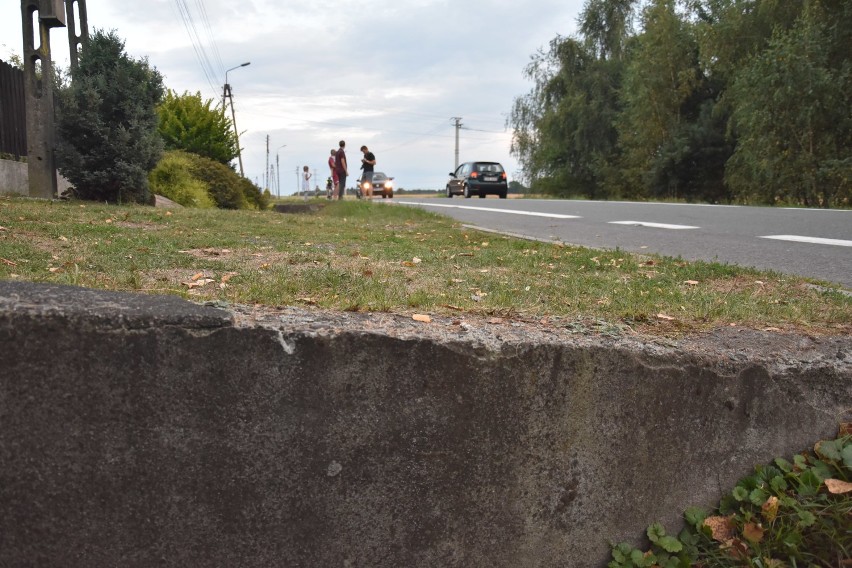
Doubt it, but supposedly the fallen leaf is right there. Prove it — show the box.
[48,267,61,273]
[190,272,205,281]
[259,263,271,270]
[825,479,852,494]
[104,218,113,224]
[164,211,173,216]
[684,280,699,286]
[840,423,852,437]
[761,496,779,523]
[0,226,7,231]
[220,272,239,283]
[704,516,736,542]
[58,236,68,242]
[479,269,490,273]
[481,242,489,247]
[401,261,416,267]
[763,327,781,332]
[0,258,17,266]
[412,314,432,323]
[181,278,215,289]
[297,297,317,305]
[487,317,504,324]
[412,257,422,264]
[656,313,675,321]
[525,286,531,291]
[742,523,764,544]
[451,279,464,283]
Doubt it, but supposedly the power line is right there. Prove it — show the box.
[171,0,221,98]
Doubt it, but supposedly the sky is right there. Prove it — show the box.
[1,0,584,193]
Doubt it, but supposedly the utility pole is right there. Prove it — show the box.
[295,167,300,197]
[451,116,463,173]
[276,153,280,197]
[265,134,269,192]
[223,62,249,177]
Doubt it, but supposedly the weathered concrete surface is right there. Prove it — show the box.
[0,157,73,196]
[1,281,850,567]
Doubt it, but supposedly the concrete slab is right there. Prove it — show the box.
[1,281,849,567]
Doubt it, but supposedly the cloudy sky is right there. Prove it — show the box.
[2,0,585,193]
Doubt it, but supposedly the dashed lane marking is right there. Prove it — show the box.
[759,235,852,247]
[608,221,699,230]
[396,201,581,219]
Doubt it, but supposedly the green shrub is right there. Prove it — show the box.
[148,151,214,208]
[609,428,851,567]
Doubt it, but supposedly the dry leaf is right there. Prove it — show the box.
[825,479,852,494]
[479,269,490,273]
[104,218,113,224]
[259,263,271,270]
[401,261,416,267]
[58,235,68,242]
[704,516,736,542]
[412,257,422,264]
[764,327,781,332]
[412,314,432,323]
[488,317,504,324]
[839,423,852,436]
[742,523,764,544]
[684,280,699,285]
[48,267,61,273]
[761,496,779,523]
[297,297,317,305]
[0,226,7,231]
[182,278,214,289]
[656,313,675,321]
[1,258,17,266]
[164,211,173,216]
[220,272,239,283]
[190,272,204,281]
[451,279,464,283]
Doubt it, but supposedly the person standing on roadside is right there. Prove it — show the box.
[334,140,348,200]
[328,149,339,198]
[301,166,312,201]
[360,145,376,200]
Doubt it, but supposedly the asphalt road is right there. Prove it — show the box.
[392,198,852,289]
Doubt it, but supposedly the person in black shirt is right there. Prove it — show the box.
[360,145,376,199]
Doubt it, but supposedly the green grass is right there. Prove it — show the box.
[1,195,849,335]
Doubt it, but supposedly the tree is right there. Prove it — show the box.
[56,30,164,203]
[509,36,623,198]
[157,90,238,165]
[725,4,851,207]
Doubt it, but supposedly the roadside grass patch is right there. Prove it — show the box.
[0,196,849,334]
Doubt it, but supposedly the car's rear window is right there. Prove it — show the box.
[475,163,504,173]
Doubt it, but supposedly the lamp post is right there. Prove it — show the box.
[276,145,287,198]
[223,62,250,177]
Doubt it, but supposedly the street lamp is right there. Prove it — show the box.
[223,62,250,111]
[276,144,287,198]
[222,62,250,177]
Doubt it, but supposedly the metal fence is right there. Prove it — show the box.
[0,59,27,159]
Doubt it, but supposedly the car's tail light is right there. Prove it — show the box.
[470,171,479,179]
[501,172,507,180]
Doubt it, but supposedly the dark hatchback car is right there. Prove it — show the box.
[446,161,508,198]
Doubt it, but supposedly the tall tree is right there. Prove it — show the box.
[157,90,238,166]
[509,36,623,197]
[616,0,716,200]
[579,0,640,60]
[725,4,851,207]
[56,30,164,203]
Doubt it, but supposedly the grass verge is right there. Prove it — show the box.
[0,196,849,335]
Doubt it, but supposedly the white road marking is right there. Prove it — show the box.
[396,201,581,219]
[609,221,699,230]
[760,235,852,247]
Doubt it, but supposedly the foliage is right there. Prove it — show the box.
[180,151,268,210]
[509,0,851,207]
[148,151,215,208]
[55,30,164,204]
[725,4,851,207]
[609,427,852,567]
[157,90,238,165]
